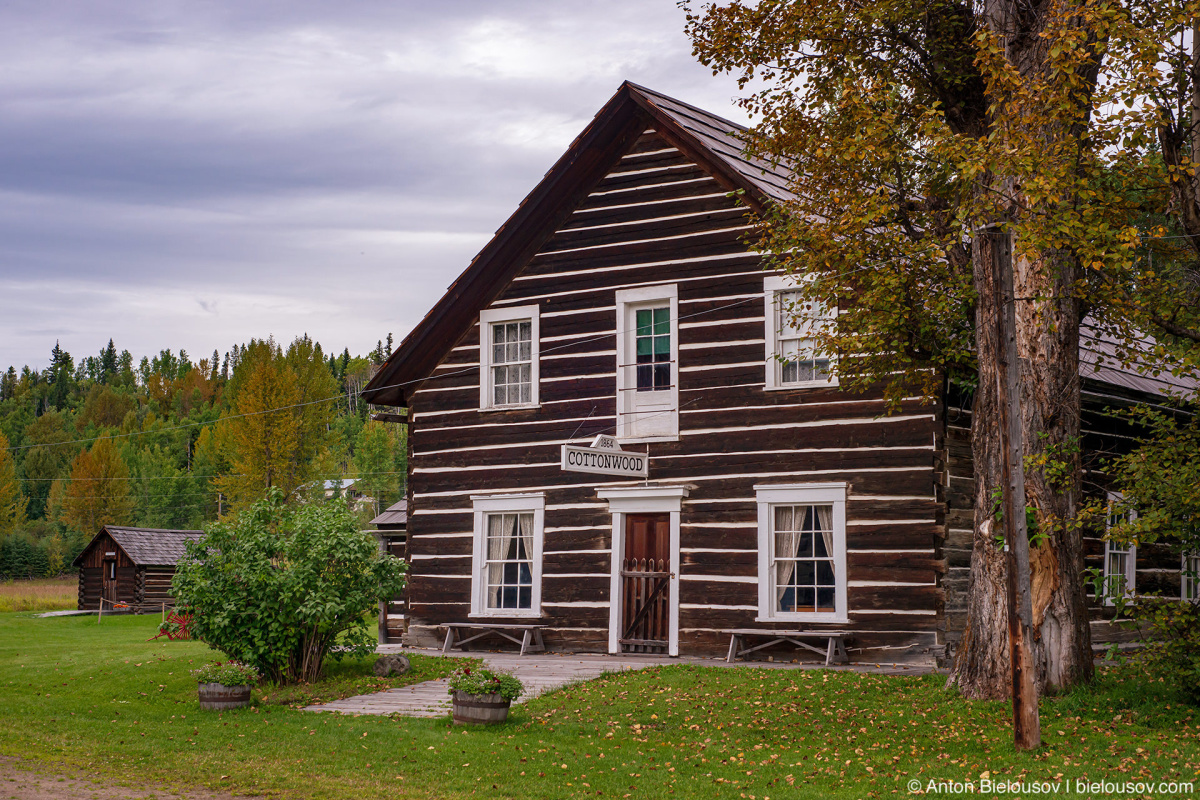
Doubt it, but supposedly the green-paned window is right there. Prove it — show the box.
[635,305,671,391]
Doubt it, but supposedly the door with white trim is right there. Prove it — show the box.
[619,513,670,654]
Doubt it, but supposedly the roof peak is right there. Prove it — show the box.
[363,80,789,407]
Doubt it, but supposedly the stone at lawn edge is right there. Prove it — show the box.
[373,654,411,677]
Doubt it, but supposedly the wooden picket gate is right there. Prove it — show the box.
[619,514,670,654]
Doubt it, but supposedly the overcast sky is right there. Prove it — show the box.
[0,1,752,373]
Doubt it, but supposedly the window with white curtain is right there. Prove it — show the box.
[772,504,837,614]
[484,513,534,610]
[755,483,847,622]
[470,494,544,618]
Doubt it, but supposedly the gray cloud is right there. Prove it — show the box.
[0,0,751,371]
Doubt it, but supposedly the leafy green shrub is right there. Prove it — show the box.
[447,666,524,701]
[172,490,407,684]
[1126,597,1200,704]
[192,661,260,686]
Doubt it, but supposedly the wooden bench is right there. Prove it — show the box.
[441,622,547,656]
[724,629,851,665]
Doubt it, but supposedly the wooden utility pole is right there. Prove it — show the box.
[990,227,1042,750]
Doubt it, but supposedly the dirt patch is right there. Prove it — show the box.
[0,757,260,800]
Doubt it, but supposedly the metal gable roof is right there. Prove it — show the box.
[370,499,408,528]
[361,81,774,408]
[362,81,1195,410]
[628,84,794,203]
[1080,326,1199,400]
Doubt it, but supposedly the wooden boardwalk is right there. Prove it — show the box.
[304,648,935,718]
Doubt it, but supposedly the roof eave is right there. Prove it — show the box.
[362,83,656,407]
[361,82,776,409]
[72,525,132,568]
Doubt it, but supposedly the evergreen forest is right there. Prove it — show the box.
[0,334,406,578]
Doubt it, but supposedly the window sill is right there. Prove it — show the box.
[764,381,839,392]
[477,403,541,413]
[617,434,679,444]
[468,611,544,620]
[754,614,848,625]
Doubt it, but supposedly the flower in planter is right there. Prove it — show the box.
[191,661,260,687]
[446,666,524,701]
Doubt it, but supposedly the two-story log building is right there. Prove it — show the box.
[363,82,1198,663]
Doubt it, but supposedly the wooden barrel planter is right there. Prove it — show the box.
[198,683,252,711]
[451,691,511,725]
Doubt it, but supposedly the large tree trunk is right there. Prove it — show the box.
[953,212,1093,699]
[951,0,1099,697]
[952,231,1012,699]
[1014,246,1093,692]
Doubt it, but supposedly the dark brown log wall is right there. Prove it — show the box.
[75,534,186,612]
[403,128,945,662]
[76,534,135,611]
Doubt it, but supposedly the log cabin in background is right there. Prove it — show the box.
[74,526,202,613]
[363,82,1199,664]
[371,499,408,642]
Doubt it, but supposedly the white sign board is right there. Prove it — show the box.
[561,441,648,478]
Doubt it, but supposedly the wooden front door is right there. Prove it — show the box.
[102,560,117,604]
[620,513,670,654]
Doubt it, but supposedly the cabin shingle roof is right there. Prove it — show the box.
[101,526,203,566]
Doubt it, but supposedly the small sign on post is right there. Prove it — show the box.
[561,435,648,478]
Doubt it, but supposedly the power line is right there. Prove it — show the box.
[16,469,410,483]
[3,295,762,454]
[5,392,341,452]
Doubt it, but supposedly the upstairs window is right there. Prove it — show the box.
[479,305,539,410]
[492,321,532,405]
[1103,493,1136,605]
[616,285,678,441]
[635,306,671,391]
[764,275,837,390]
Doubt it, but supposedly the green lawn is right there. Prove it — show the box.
[0,612,1197,799]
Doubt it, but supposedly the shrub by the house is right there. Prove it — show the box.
[173,490,406,684]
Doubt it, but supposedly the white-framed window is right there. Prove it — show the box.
[754,483,848,622]
[478,305,540,410]
[1182,554,1200,603]
[470,493,544,618]
[764,275,837,390]
[615,285,678,441]
[1103,492,1136,605]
